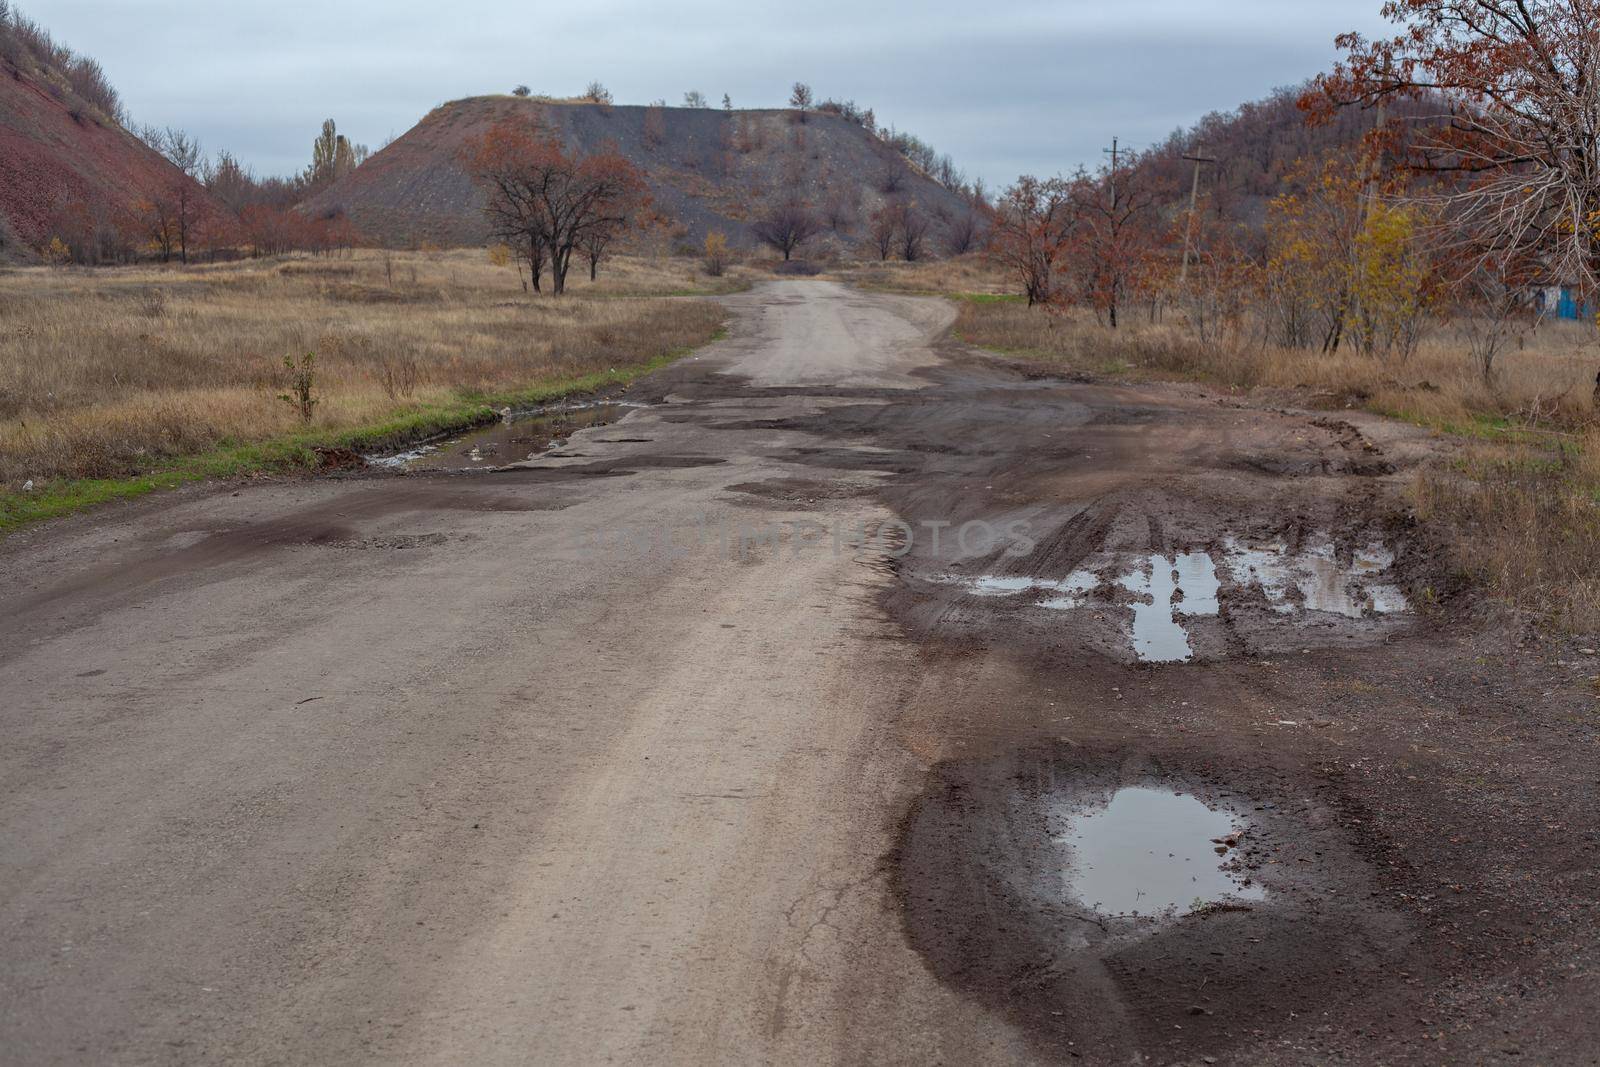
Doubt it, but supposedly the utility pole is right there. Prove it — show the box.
[1103,137,1119,204]
[1179,145,1216,286]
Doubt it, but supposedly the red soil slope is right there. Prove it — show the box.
[0,66,214,261]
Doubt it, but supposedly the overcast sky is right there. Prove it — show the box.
[36,0,1392,187]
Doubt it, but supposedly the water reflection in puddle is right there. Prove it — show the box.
[1223,537,1408,618]
[965,571,1101,609]
[371,403,642,471]
[1118,552,1220,663]
[941,532,1407,663]
[1061,787,1264,917]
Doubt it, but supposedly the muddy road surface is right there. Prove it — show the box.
[3,281,1599,1065]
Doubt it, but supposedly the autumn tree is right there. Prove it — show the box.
[1348,199,1438,361]
[986,175,1074,306]
[1265,154,1369,350]
[133,193,177,262]
[202,151,254,212]
[465,118,649,295]
[789,82,813,121]
[752,201,821,260]
[1063,152,1168,328]
[1173,206,1260,344]
[704,230,729,276]
[643,101,667,147]
[306,119,364,189]
[1311,0,1600,298]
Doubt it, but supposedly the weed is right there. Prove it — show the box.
[276,353,319,424]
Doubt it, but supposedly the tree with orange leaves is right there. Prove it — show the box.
[985,175,1074,306]
[465,117,648,294]
[1308,1,1600,296]
[1062,154,1168,328]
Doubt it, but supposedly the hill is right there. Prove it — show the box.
[0,6,218,263]
[302,96,977,254]
[1131,82,1441,230]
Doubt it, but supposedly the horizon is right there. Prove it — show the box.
[35,0,1392,189]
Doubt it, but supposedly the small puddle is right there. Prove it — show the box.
[965,571,1100,607]
[371,403,641,471]
[1060,787,1264,918]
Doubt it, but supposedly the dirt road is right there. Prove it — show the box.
[3,281,1599,1064]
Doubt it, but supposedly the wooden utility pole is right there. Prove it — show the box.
[1179,145,1216,286]
[1103,137,1119,203]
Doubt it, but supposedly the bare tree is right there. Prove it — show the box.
[683,90,708,108]
[868,206,898,261]
[822,190,857,234]
[643,100,667,147]
[942,210,985,256]
[897,203,930,261]
[580,223,619,281]
[878,162,906,195]
[466,119,649,295]
[1454,255,1541,382]
[752,201,821,260]
[584,81,613,105]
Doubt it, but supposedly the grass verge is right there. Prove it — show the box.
[0,343,709,537]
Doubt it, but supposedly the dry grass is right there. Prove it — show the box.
[1415,432,1600,632]
[827,257,1015,297]
[0,249,747,487]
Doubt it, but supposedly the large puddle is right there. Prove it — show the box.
[371,402,642,471]
[1224,537,1408,617]
[1060,787,1264,918]
[945,534,1407,663]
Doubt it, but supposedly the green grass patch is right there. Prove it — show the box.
[954,292,1026,304]
[0,339,719,537]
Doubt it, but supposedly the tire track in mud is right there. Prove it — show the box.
[713,341,1598,1063]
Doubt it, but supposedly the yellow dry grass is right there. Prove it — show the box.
[0,249,746,486]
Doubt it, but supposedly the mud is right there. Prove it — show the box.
[5,282,1600,1065]
[373,402,644,470]
[657,325,1600,1062]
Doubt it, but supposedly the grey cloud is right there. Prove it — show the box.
[36,0,1392,187]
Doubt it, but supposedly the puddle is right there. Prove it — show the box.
[1037,570,1101,610]
[968,576,1041,597]
[939,533,1405,664]
[1223,537,1408,618]
[1060,787,1264,918]
[1118,552,1220,663]
[965,571,1100,607]
[370,403,643,471]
